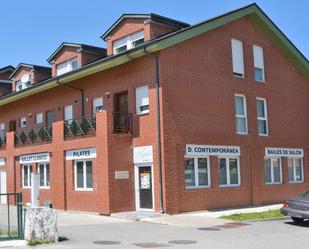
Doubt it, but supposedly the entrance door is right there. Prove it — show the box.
[115,92,128,114]
[137,166,153,210]
[46,110,57,126]
[0,171,7,204]
[114,92,129,132]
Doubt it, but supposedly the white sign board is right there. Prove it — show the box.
[133,146,153,164]
[20,152,50,164]
[265,147,303,158]
[66,147,97,160]
[115,171,130,179]
[0,158,5,166]
[186,144,240,157]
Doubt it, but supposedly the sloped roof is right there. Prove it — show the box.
[0,3,308,106]
[9,63,51,79]
[101,13,190,40]
[47,42,107,63]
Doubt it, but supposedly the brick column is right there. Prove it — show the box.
[96,111,112,214]
[51,121,66,210]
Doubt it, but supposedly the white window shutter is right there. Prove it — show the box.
[64,105,73,121]
[231,39,244,76]
[253,45,264,69]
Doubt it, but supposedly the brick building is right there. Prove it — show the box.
[0,4,308,214]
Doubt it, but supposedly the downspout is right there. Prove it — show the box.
[139,48,165,213]
[56,77,85,117]
[154,55,165,214]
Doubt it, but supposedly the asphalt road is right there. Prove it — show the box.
[16,212,309,249]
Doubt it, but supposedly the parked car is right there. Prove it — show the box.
[281,191,309,222]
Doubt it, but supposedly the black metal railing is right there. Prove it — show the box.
[0,193,23,241]
[113,112,132,134]
[0,135,6,149]
[64,116,96,139]
[14,125,52,146]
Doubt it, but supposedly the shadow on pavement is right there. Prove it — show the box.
[284,221,309,228]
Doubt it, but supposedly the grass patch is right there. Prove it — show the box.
[27,239,55,246]
[221,209,284,221]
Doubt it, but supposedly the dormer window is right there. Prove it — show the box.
[56,58,78,76]
[16,74,31,92]
[113,30,144,55]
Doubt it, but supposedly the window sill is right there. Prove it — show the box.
[136,111,149,116]
[40,187,50,190]
[186,186,211,190]
[22,186,31,189]
[258,133,269,137]
[236,132,248,135]
[289,181,304,184]
[265,182,282,185]
[233,74,245,79]
[75,188,93,192]
[219,184,241,188]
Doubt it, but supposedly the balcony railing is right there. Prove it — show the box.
[64,116,96,139]
[14,125,52,146]
[113,112,132,134]
[0,135,6,149]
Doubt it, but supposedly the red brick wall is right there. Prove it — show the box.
[159,16,309,213]
[0,83,12,96]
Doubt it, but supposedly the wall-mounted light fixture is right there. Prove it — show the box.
[105,92,111,99]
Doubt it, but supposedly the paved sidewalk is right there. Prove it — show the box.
[0,240,26,248]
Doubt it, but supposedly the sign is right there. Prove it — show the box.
[140,172,150,189]
[186,144,240,157]
[66,148,96,160]
[20,152,49,164]
[115,171,129,179]
[133,146,153,164]
[265,147,303,158]
[0,158,5,166]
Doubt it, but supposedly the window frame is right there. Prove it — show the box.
[234,94,248,135]
[22,164,32,189]
[20,117,27,128]
[36,113,43,125]
[253,44,265,82]
[264,157,282,185]
[184,156,211,189]
[74,160,93,191]
[135,85,149,115]
[92,97,104,116]
[56,58,78,76]
[113,30,144,55]
[288,157,304,184]
[256,97,268,136]
[38,163,50,189]
[231,38,245,78]
[218,156,241,188]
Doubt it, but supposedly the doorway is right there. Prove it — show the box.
[135,165,154,210]
[0,171,7,204]
[46,110,57,126]
[114,92,129,132]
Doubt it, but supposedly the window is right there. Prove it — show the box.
[114,30,144,54]
[231,39,244,77]
[56,58,78,76]
[184,157,210,188]
[74,160,93,190]
[136,85,149,115]
[264,158,282,184]
[93,97,103,115]
[218,157,240,187]
[38,163,50,188]
[253,45,265,82]
[64,105,73,121]
[234,94,248,134]
[288,158,304,183]
[0,122,5,139]
[20,117,27,128]
[256,98,268,135]
[15,80,31,92]
[22,164,32,188]
[36,113,43,124]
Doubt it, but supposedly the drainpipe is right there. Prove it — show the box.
[155,56,165,214]
[56,77,85,117]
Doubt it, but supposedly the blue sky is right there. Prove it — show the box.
[1,0,308,68]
